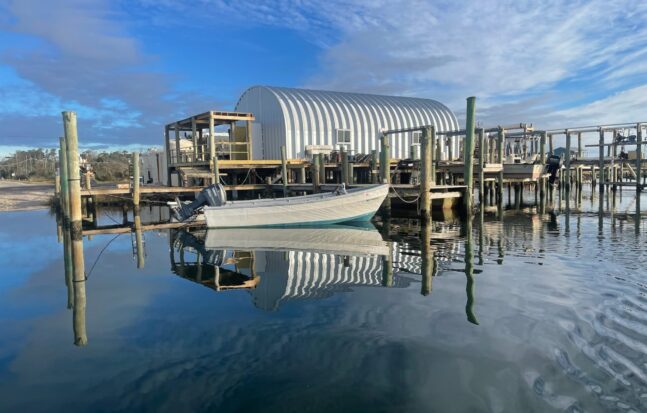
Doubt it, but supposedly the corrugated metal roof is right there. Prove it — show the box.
[236,85,459,159]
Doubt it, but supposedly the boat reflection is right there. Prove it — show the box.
[170,224,410,311]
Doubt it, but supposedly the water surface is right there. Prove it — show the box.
[0,188,646,412]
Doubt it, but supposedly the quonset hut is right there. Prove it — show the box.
[235,86,459,160]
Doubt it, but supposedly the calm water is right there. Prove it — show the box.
[1,188,646,412]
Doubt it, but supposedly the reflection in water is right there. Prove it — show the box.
[25,187,647,411]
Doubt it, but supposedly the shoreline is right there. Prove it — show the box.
[0,180,54,212]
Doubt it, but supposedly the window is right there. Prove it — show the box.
[412,131,422,145]
[336,129,351,145]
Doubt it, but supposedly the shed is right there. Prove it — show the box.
[235,86,459,160]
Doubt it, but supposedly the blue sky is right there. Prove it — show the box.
[0,0,646,153]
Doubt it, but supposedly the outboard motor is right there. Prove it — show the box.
[546,155,562,185]
[171,184,227,222]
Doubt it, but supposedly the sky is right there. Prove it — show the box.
[0,0,646,154]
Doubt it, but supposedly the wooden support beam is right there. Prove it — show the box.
[132,152,140,207]
[281,145,288,197]
[463,97,476,213]
[209,112,217,184]
[62,111,87,346]
[380,133,390,184]
[420,126,433,219]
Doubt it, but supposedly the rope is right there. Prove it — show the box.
[85,234,122,280]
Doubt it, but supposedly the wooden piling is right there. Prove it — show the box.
[478,128,485,206]
[565,131,571,192]
[62,111,87,346]
[134,209,145,269]
[132,152,140,207]
[340,146,349,186]
[164,126,171,186]
[370,150,378,184]
[379,133,390,184]
[191,117,198,161]
[420,126,433,219]
[59,137,69,221]
[312,155,320,193]
[598,129,605,193]
[318,154,326,184]
[209,112,218,184]
[637,123,642,195]
[497,127,504,206]
[281,146,288,197]
[463,97,476,213]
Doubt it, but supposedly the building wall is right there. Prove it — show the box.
[235,85,460,160]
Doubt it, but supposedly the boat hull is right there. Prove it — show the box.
[204,184,389,228]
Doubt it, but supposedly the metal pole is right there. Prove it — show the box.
[463,97,476,213]
[281,145,288,197]
[62,111,86,346]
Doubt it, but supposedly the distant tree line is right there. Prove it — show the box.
[0,148,132,182]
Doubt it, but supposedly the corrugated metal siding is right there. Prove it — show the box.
[236,85,459,159]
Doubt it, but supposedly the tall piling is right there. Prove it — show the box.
[132,152,140,207]
[62,111,87,346]
[478,128,485,206]
[598,129,605,193]
[380,133,390,184]
[420,126,433,220]
[318,154,326,184]
[281,146,288,197]
[497,127,505,212]
[565,131,571,192]
[637,123,642,196]
[59,136,73,309]
[370,150,378,184]
[341,146,349,186]
[134,208,145,269]
[312,155,320,193]
[463,97,476,213]
[209,112,218,184]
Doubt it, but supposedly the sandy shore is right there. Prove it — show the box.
[0,180,54,212]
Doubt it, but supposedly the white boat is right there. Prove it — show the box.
[203,184,389,228]
[503,163,546,180]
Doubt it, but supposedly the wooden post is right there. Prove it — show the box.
[478,128,485,206]
[565,131,571,192]
[598,129,605,192]
[370,150,378,184]
[191,117,198,162]
[463,97,476,213]
[281,145,288,197]
[464,216,478,324]
[379,133,390,184]
[209,112,217,184]
[577,132,583,159]
[637,123,642,195]
[430,127,436,185]
[164,126,171,186]
[298,166,306,184]
[132,152,140,207]
[246,120,253,160]
[62,111,86,346]
[340,146,349,186]
[59,137,69,221]
[549,134,554,156]
[312,155,320,193]
[175,123,181,164]
[497,127,504,207]
[134,208,145,269]
[318,154,326,184]
[420,126,433,219]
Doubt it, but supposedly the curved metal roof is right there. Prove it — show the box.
[235,85,459,159]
